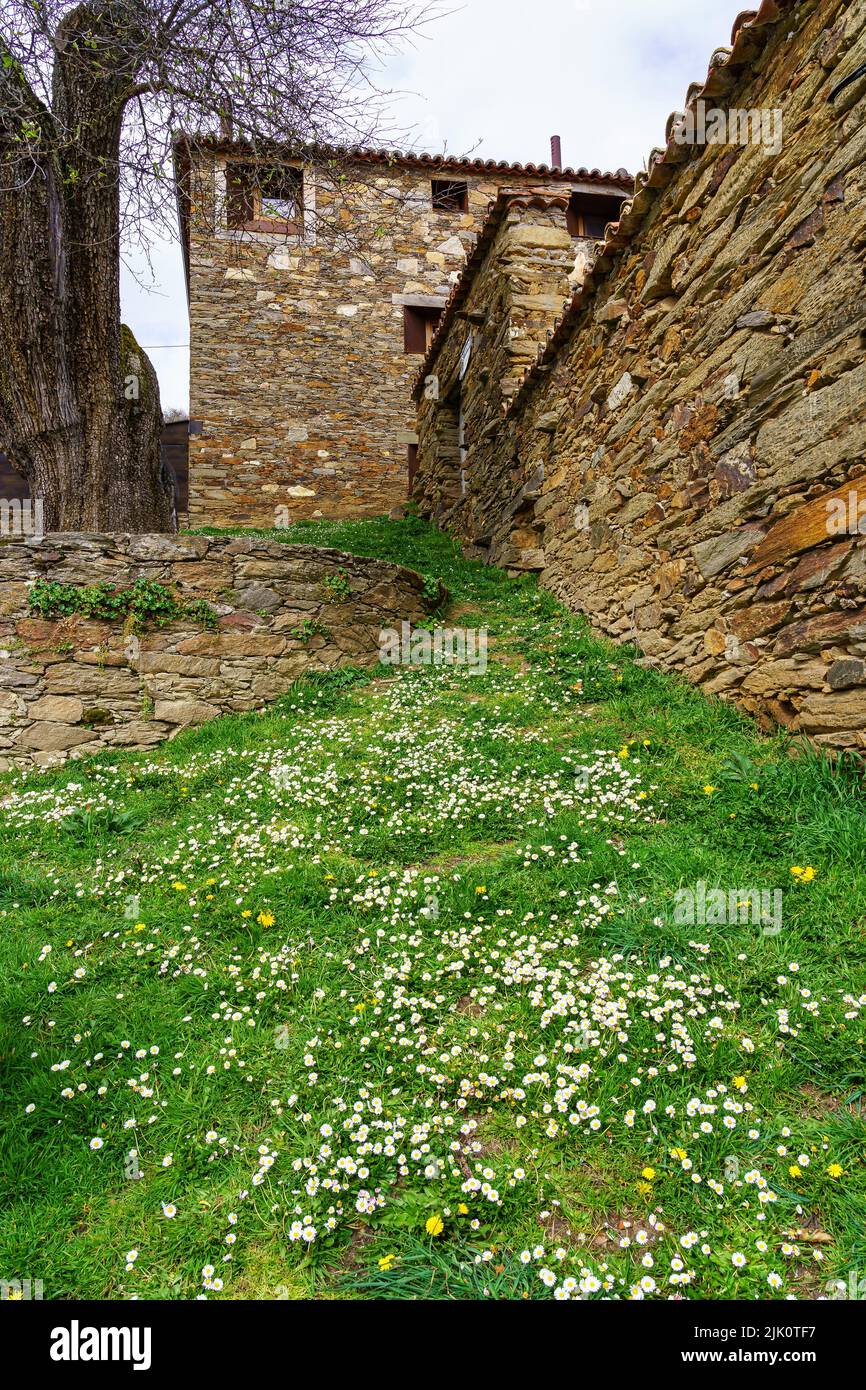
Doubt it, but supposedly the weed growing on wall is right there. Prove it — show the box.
[27,578,217,633]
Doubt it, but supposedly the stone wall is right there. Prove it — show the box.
[413,193,582,567]
[0,534,439,769]
[179,143,630,528]
[414,0,866,748]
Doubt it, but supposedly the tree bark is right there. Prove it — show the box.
[0,4,175,532]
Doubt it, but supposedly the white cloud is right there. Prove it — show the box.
[120,0,735,412]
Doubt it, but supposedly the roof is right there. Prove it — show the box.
[500,0,799,416]
[172,135,632,302]
[172,134,632,186]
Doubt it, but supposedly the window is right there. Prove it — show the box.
[566,193,626,241]
[431,179,469,212]
[403,304,442,354]
[581,209,613,240]
[226,163,303,233]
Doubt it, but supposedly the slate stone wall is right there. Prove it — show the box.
[0,534,437,768]
[184,152,629,527]
[414,0,866,748]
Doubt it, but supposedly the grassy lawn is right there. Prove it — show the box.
[1,516,864,1302]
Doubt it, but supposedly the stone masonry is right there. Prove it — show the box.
[0,533,441,769]
[412,191,580,555]
[176,141,630,527]
[414,0,866,749]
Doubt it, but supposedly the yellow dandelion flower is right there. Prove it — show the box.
[827,1163,843,1179]
[257,911,275,927]
[788,1165,802,1178]
[378,1253,396,1271]
[703,785,717,795]
[641,1167,656,1181]
[457,1204,469,1215]
[425,1214,444,1237]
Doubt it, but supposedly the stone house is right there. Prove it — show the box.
[174,140,631,526]
[413,0,866,749]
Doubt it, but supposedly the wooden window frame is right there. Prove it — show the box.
[226,163,304,235]
[403,304,442,354]
[566,193,625,241]
[431,178,469,213]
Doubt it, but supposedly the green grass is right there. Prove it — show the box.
[1,516,864,1302]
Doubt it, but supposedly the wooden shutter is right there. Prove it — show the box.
[404,306,428,354]
[225,165,253,228]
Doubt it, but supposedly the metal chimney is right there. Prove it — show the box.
[550,134,563,169]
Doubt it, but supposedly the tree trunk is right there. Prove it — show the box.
[0,7,175,532]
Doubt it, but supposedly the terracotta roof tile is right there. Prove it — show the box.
[174,134,633,187]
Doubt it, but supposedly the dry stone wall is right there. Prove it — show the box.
[414,0,866,748]
[414,195,581,569]
[0,533,438,769]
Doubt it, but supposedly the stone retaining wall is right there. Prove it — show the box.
[414,0,866,748]
[0,533,438,769]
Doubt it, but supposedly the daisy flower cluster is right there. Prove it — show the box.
[3,659,860,1300]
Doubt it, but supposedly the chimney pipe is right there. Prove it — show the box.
[550,134,562,169]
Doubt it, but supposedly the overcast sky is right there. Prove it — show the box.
[122,0,735,413]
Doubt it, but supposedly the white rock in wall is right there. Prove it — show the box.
[569,248,592,288]
[436,236,466,258]
[606,372,635,411]
[267,248,300,271]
